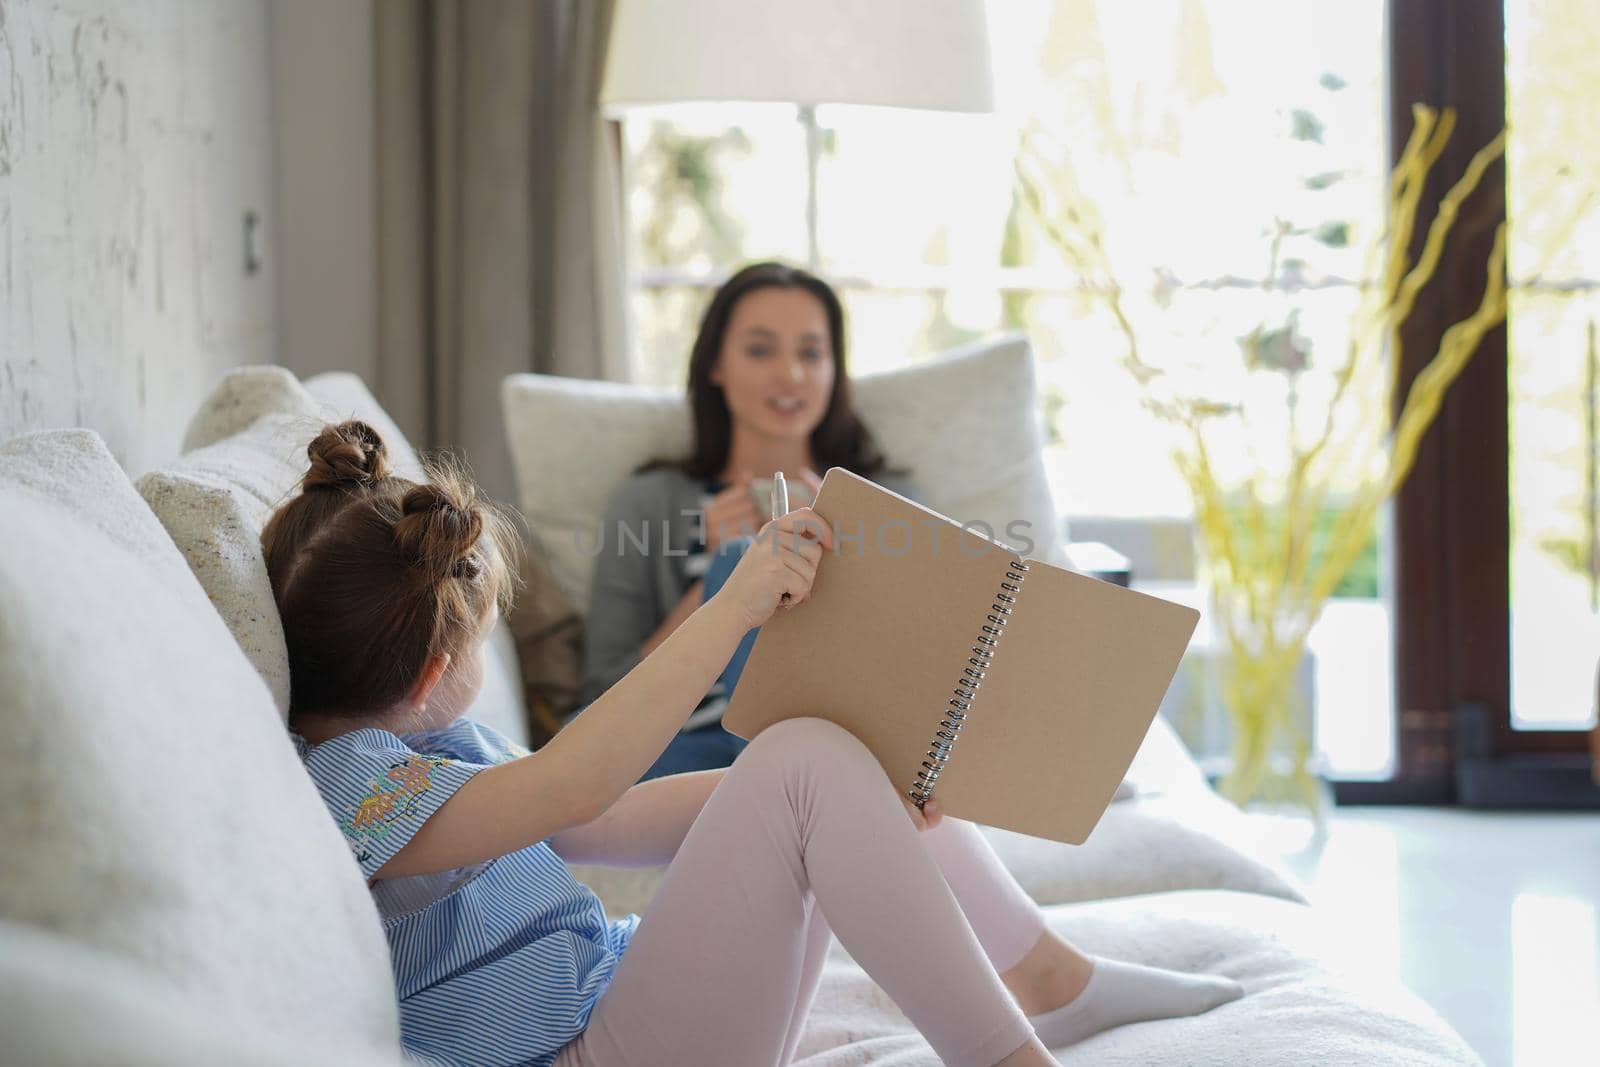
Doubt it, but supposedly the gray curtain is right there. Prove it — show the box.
[374,0,628,503]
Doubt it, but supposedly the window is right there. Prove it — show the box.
[1505,0,1600,731]
[1375,0,1598,805]
[618,0,1394,778]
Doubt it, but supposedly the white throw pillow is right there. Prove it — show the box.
[853,336,1060,560]
[0,430,401,1058]
[502,334,1063,612]
[180,364,321,452]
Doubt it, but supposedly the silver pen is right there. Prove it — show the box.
[770,470,790,523]
[771,472,791,604]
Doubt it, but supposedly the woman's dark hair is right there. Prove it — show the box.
[645,261,888,480]
[260,421,520,724]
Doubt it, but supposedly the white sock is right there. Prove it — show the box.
[1026,956,1244,1049]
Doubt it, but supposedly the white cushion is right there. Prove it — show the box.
[137,408,318,717]
[0,430,401,1058]
[982,793,1304,909]
[0,922,402,1067]
[851,336,1059,563]
[502,334,1063,612]
[181,364,322,453]
[983,712,1305,905]
[795,891,1479,1065]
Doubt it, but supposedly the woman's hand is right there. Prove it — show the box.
[901,796,944,832]
[713,507,833,630]
[702,474,764,553]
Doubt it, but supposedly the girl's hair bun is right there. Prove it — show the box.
[303,421,390,491]
[395,479,485,583]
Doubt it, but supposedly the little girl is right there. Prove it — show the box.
[269,420,1243,1067]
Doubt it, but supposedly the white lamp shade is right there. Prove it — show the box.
[601,0,995,114]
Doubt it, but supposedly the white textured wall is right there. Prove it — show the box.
[0,0,276,477]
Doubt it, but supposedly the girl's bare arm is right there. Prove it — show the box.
[372,508,830,881]
[640,580,704,656]
[547,768,727,868]
[372,598,746,880]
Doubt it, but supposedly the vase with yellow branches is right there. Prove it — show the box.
[1017,104,1511,817]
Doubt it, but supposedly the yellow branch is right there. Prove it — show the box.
[1014,105,1537,813]
[1380,109,1452,409]
[1387,224,1512,490]
[1387,126,1507,365]
[1307,225,1509,610]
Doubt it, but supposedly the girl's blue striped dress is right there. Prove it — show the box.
[294,718,639,1067]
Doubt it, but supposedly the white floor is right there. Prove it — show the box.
[1245,807,1600,1067]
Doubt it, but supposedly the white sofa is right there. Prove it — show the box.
[0,352,1480,1065]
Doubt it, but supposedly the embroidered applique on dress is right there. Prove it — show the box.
[338,752,454,866]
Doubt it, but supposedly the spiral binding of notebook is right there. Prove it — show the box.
[906,558,1031,808]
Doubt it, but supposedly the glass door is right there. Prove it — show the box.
[1505,0,1600,733]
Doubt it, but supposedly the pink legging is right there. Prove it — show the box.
[555,717,1048,1067]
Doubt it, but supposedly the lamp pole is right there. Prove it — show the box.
[800,103,822,272]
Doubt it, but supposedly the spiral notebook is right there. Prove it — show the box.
[723,469,1199,845]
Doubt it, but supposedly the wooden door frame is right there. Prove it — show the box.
[1338,0,1598,807]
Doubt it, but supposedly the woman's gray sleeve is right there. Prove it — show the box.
[579,481,662,707]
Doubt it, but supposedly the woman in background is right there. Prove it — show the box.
[581,262,913,780]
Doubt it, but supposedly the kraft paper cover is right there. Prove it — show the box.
[723,469,1198,845]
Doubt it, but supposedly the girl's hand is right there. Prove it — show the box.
[702,473,763,553]
[714,507,833,630]
[901,796,944,832]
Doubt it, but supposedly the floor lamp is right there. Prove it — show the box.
[601,0,995,272]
